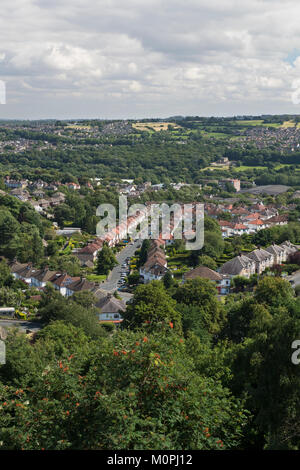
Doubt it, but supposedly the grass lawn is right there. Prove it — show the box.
[230,120,264,126]
[274,163,293,170]
[233,165,268,172]
[86,274,107,282]
[282,120,296,128]
[202,131,228,138]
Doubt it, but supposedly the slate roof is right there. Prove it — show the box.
[31,267,58,283]
[67,278,95,292]
[95,294,126,313]
[265,244,286,256]
[185,265,222,281]
[247,248,273,263]
[219,255,255,276]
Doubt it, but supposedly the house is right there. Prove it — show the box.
[219,254,256,278]
[91,286,108,301]
[246,248,274,274]
[49,192,66,206]
[140,262,169,283]
[265,243,287,264]
[65,278,95,297]
[29,200,43,213]
[37,199,51,210]
[5,179,28,189]
[75,241,103,264]
[51,273,80,296]
[10,188,30,201]
[281,241,298,257]
[66,182,81,190]
[139,239,169,283]
[218,178,241,192]
[244,219,266,232]
[95,294,126,323]
[10,262,37,284]
[45,184,58,192]
[219,221,249,238]
[264,215,288,227]
[32,190,46,199]
[183,265,231,294]
[31,267,58,289]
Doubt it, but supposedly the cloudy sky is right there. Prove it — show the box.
[1,0,300,119]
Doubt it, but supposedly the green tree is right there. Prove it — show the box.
[0,328,248,450]
[123,281,182,331]
[174,278,225,335]
[254,277,295,309]
[96,244,118,275]
[163,271,174,289]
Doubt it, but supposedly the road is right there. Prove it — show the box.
[100,239,142,293]
[286,270,300,287]
[0,320,42,333]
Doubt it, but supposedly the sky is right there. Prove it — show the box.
[1,0,300,119]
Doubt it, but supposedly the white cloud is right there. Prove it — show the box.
[0,0,300,117]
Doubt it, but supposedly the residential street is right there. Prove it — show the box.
[0,319,42,333]
[286,269,300,287]
[100,239,142,293]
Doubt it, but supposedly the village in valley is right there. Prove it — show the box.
[4,0,300,452]
[0,116,300,327]
[1,116,300,450]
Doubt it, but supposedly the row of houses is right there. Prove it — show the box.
[10,262,95,297]
[181,241,298,294]
[4,178,81,191]
[139,239,169,283]
[204,201,289,237]
[9,261,127,323]
[218,214,289,237]
[219,241,298,278]
[5,186,66,212]
[75,208,149,266]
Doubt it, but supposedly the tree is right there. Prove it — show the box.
[96,244,118,275]
[0,261,13,287]
[53,204,74,227]
[197,255,218,271]
[222,296,272,343]
[0,328,248,450]
[231,276,251,293]
[163,271,173,289]
[254,277,295,309]
[123,281,182,331]
[201,231,224,258]
[230,311,300,449]
[127,271,140,286]
[30,230,44,265]
[174,278,226,335]
[39,296,105,340]
[139,239,150,266]
[0,210,19,246]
